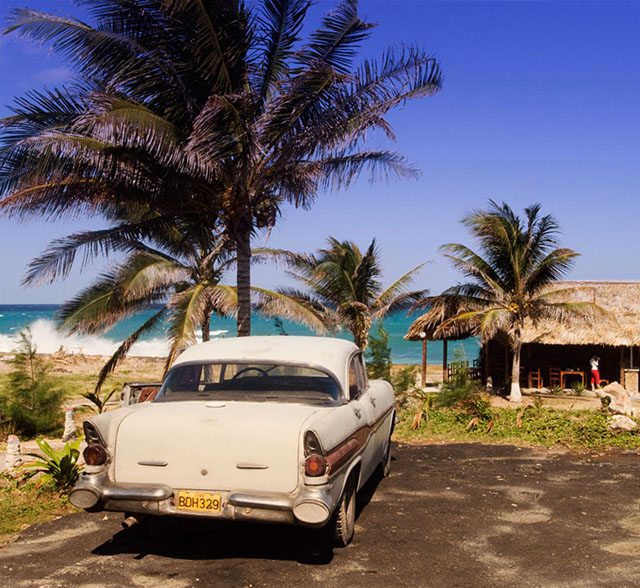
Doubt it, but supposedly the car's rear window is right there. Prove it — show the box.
[155,363,341,405]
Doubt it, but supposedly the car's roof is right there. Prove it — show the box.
[173,336,359,382]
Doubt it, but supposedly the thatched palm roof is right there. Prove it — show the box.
[405,305,474,342]
[521,281,640,346]
[405,281,640,346]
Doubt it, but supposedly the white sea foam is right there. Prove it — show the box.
[0,319,228,357]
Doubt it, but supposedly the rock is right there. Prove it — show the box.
[5,435,22,472]
[596,382,638,418]
[607,415,638,432]
[61,407,77,441]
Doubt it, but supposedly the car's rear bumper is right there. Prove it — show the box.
[69,470,335,526]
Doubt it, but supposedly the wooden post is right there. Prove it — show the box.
[620,346,625,385]
[442,339,448,381]
[421,337,427,387]
[484,340,489,384]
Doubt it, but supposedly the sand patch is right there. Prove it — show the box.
[498,508,551,524]
[373,487,466,502]
[600,541,640,557]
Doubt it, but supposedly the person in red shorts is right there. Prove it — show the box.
[590,355,600,390]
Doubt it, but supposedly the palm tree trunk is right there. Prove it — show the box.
[509,332,523,402]
[201,309,211,342]
[236,225,252,337]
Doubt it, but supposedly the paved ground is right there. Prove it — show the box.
[1,443,639,588]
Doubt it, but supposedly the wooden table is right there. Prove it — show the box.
[560,370,584,388]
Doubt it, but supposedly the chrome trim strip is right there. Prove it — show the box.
[236,463,269,470]
[137,460,168,467]
[102,484,172,501]
[228,493,292,511]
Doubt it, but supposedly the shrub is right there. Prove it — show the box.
[22,438,82,493]
[0,328,65,437]
[437,361,480,408]
[392,365,418,394]
[366,323,392,382]
[571,381,586,396]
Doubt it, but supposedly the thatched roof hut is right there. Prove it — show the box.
[404,280,640,390]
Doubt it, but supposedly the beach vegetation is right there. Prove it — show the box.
[392,365,418,394]
[571,380,586,396]
[0,0,443,339]
[366,323,392,382]
[22,438,82,494]
[257,238,428,349]
[81,387,118,414]
[0,329,65,437]
[395,405,640,450]
[0,476,74,545]
[427,201,602,403]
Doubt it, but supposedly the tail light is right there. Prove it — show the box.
[304,431,326,476]
[304,431,323,457]
[304,454,327,477]
[83,444,109,466]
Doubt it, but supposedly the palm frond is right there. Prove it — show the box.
[296,0,375,74]
[94,308,166,392]
[22,219,179,286]
[165,283,210,369]
[374,262,429,308]
[253,286,333,334]
[257,0,309,101]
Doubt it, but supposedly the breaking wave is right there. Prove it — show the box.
[0,319,228,357]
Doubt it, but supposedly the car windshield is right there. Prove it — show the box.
[155,362,342,405]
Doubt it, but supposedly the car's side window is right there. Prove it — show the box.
[349,358,361,401]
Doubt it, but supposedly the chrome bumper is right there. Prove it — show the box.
[69,470,336,526]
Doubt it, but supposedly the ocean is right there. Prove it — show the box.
[0,304,480,365]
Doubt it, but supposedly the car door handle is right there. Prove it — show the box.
[370,397,376,408]
[353,408,362,419]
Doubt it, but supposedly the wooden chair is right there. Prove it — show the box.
[528,368,543,388]
[549,367,561,388]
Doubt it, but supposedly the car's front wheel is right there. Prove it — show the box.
[329,478,356,547]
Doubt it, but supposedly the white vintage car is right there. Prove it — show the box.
[70,336,395,546]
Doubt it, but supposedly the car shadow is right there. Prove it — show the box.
[92,516,334,565]
[91,466,389,565]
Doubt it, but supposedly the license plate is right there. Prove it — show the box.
[176,491,222,513]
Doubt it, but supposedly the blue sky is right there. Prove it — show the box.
[0,0,638,304]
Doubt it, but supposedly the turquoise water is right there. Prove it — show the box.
[0,304,480,364]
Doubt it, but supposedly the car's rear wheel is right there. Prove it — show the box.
[330,478,356,547]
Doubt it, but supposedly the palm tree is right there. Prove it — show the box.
[258,237,428,349]
[0,0,443,337]
[26,215,239,391]
[433,201,599,402]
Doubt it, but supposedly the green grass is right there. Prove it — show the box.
[395,405,640,450]
[0,477,75,544]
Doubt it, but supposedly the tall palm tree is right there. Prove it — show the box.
[258,237,428,349]
[433,201,599,402]
[26,215,239,391]
[0,0,443,337]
